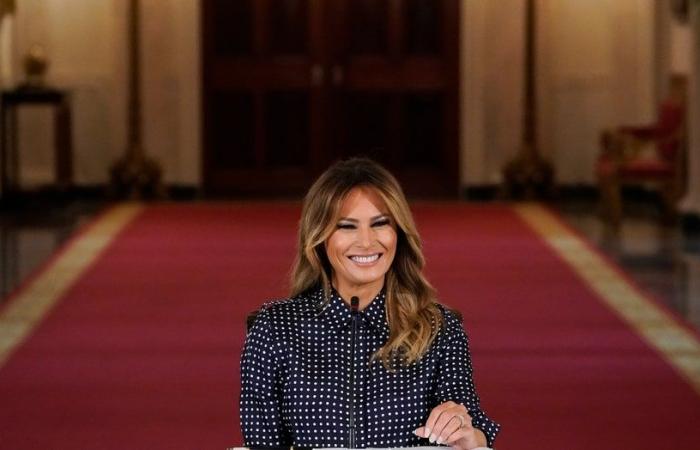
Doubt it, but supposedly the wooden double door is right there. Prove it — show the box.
[202,0,460,197]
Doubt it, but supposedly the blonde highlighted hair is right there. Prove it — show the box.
[290,157,443,369]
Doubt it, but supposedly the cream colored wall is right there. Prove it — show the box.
[0,0,663,190]
[679,6,700,216]
[0,14,14,83]
[0,0,199,188]
[141,0,201,185]
[3,0,127,186]
[460,0,524,185]
[670,16,693,74]
[461,0,657,186]
[537,0,656,184]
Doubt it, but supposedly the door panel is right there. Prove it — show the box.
[327,0,459,195]
[202,0,326,195]
[202,0,459,197]
[265,91,310,167]
[404,0,441,55]
[212,0,253,57]
[334,92,395,164]
[211,92,255,168]
[400,92,444,167]
[348,0,389,55]
[268,0,309,55]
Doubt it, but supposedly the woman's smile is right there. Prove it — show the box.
[348,253,382,265]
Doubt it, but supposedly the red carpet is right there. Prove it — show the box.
[0,203,699,449]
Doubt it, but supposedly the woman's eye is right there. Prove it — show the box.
[372,219,391,227]
[337,223,356,230]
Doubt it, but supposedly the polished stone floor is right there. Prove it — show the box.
[0,198,105,300]
[556,199,700,331]
[1,197,699,333]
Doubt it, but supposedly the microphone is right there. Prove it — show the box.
[350,296,359,313]
[347,296,360,448]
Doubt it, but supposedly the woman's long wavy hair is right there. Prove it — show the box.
[290,157,443,369]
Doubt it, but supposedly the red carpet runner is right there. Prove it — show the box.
[0,203,699,449]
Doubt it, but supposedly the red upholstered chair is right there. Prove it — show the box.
[596,76,687,226]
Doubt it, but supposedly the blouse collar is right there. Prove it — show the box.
[315,286,390,339]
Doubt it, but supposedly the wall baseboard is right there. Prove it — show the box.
[461,183,662,203]
[0,184,203,207]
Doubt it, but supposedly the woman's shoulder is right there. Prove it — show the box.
[253,288,322,324]
[432,303,469,343]
[434,302,464,326]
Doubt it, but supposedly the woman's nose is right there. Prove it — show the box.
[357,225,372,247]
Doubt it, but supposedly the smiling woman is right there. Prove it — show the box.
[325,186,398,310]
[239,158,500,449]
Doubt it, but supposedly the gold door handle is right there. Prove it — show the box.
[311,64,324,86]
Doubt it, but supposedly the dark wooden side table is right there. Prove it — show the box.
[0,87,73,197]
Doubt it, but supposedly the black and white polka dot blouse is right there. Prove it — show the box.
[239,286,500,448]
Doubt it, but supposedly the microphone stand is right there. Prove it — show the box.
[347,296,360,448]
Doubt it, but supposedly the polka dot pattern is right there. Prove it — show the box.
[240,286,500,448]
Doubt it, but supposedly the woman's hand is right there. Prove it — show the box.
[414,401,487,449]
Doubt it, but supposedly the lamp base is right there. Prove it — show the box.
[109,148,165,200]
[502,145,556,200]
